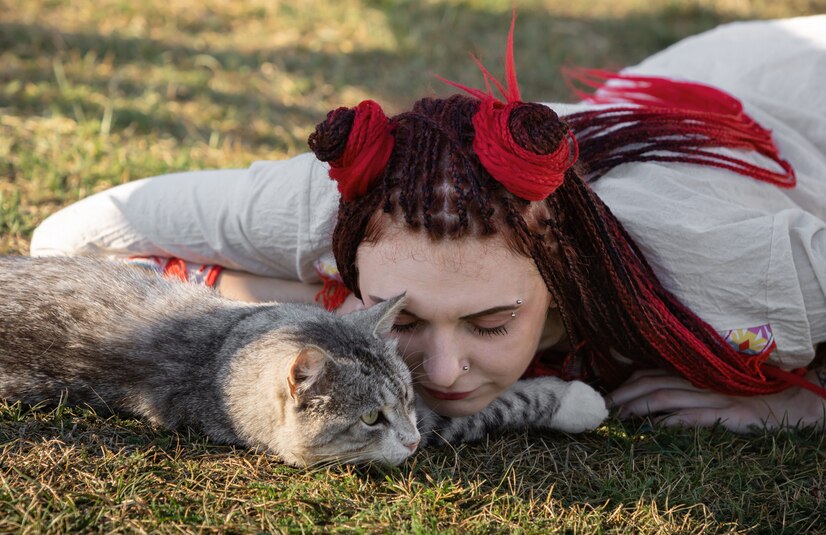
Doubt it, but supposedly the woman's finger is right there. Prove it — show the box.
[616,388,730,418]
[608,372,700,407]
[654,408,735,429]
[624,368,675,381]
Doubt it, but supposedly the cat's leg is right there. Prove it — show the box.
[418,376,608,447]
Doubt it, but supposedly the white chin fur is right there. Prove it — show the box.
[381,440,415,466]
[384,450,414,466]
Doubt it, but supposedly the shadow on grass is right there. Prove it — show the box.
[358,420,825,531]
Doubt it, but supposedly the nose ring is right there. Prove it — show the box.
[462,364,469,371]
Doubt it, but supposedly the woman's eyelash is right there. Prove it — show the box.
[391,322,419,333]
[473,325,508,336]
[391,322,509,337]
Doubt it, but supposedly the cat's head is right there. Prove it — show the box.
[226,295,419,466]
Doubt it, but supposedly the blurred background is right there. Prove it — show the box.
[1,0,824,253]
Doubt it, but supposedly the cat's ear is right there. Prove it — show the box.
[352,293,407,338]
[288,346,328,401]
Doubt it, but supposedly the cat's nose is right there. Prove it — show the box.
[404,439,420,453]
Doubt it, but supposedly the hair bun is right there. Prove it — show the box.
[308,100,396,202]
[508,102,568,156]
[308,107,357,163]
[471,100,578,201]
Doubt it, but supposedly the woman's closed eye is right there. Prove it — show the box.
[390,321,419,333]
[391,320,509,337]
[473,324,508,336]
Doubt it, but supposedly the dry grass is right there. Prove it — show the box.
[2,0,826,532]
[2,400,824,533]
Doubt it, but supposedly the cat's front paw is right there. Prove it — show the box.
[552,379,608,432]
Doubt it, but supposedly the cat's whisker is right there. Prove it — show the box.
[402,355,427,378]
[35,338,57,360]
[311,447,396,468]
[400,336,417,357]
[405,357,426,372]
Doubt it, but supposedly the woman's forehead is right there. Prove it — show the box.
[356,229,545,303]
[358,229,535,273]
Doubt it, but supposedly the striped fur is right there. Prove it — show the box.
[417,377,607,447]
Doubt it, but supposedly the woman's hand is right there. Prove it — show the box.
[608,368,826,433]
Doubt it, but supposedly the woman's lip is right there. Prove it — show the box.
[422,387,475,401]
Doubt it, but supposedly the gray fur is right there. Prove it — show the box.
[0,256,418,466]
[0,256,607,466]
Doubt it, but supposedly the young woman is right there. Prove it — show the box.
[30,16,826,431]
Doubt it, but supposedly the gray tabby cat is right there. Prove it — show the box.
[0,257,607,466]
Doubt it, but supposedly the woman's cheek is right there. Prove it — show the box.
[468,338,514,375]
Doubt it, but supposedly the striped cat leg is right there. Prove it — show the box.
[418,376,608,447]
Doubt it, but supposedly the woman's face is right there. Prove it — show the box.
[357,228,554,417]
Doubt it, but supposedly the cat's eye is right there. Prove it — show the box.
[361,410,381,425]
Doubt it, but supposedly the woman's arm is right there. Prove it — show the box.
[214,269,366,315]
[608,368,826,432]
[215,269,321,303]
[31,153,341,283]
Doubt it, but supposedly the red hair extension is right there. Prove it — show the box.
[314,273,351,312]
[561,67,796,188]
[556,68,810,395]
[439,12,578,200]
[762,365,826,399]
[537,170,795,395]
[318,100,395,202]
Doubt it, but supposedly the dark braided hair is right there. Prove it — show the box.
[309,93,793,394]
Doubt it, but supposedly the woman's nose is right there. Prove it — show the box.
[421,333,465,387]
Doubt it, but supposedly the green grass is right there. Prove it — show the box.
[2,0,825,532]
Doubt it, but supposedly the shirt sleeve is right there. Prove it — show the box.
[30,152,341,283]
